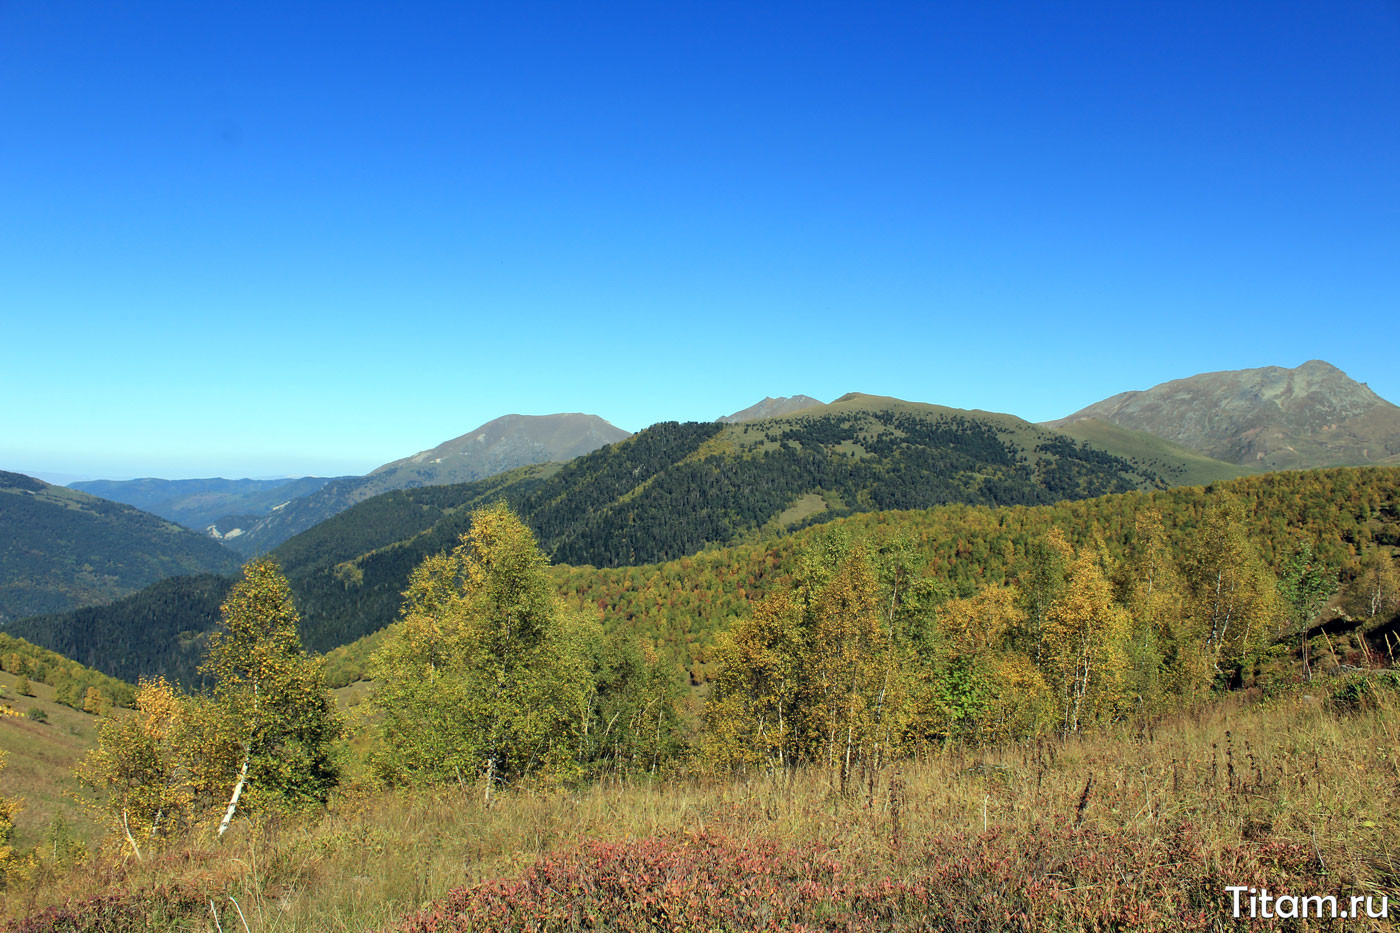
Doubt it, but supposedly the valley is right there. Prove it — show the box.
[4,363,1400,931]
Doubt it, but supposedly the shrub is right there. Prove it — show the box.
[393,825,1316,933]
[1328,669,1400,712]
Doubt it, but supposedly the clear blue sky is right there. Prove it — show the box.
[3,1,1397,481]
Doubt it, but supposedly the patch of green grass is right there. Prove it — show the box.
[771,492,828,529]
[1057,418,1255,486]
[0,671,104,848]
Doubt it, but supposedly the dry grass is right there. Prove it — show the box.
[6,680,1400,931]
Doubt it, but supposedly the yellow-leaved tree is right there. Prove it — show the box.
[0,751,19,879]
[1042,548,1130,735]
[1120,511,1184,708]
[75,677,194,859]
[805,546,902,789]
[921,584,1053,744]
[704,590,805,771]
[706,540,908,789]
[204,557,341,837]
[1181,494,1286,689]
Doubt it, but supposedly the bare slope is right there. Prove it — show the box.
[1050,360,1400,469]
[717,395,824,423]
[1054,419,1253,487]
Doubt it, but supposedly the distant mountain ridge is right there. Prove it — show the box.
[1049,360,1400,470]
[208,413,630,555]
[370,413,631,484]
[70,476,340,530]
[10,393,1183,680]
[0,470,240,622]
[718,395,824,423]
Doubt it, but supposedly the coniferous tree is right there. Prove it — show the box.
[1279,541,1339,679]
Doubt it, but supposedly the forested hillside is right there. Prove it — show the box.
[327,465,1400,687]
[0,471,241,622]
[8,398,1169,677]
[9,575,236,687]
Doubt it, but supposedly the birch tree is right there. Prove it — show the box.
[75,677,191,857]
[371,503,594,792]
[1043,551,1130,734]
[204,558,339,837]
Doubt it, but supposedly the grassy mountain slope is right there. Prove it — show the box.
[1054,418,1254,486]
[9,681,1399,930]
[0,471,241,622]
[70,476,340,531]
[1051,359,1400,469]
[4,397,1301,684]
[212,413,629,555]
[0,671,105,849]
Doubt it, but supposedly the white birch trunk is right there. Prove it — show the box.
[217,753,250,839]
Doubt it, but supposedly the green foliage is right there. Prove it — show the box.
[1328,669,1400,712]
[372,504,681,790]
[24,707,46,724]
[203,558,341,819]
[0,636,133,709]
[6,576,233,689]
[1278,541,1338,631]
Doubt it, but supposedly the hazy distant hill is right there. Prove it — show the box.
[11,393,1183,677]
[718,395,824,423]
[0,471,240,622]
[70,476,339,530]
[207,413,630,555]
[1050,360,1400,470]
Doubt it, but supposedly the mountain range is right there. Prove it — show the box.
[718,395,825,423]
[1050,360,1400,470]
[9,393,1181,681]
[70,475,341,531]
[8,358,1400,686]
[193,413,628,554]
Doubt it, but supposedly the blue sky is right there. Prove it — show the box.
[3,1,1397,481]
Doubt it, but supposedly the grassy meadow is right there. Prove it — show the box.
[0,671,104,851]
[5,674,1399,931]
